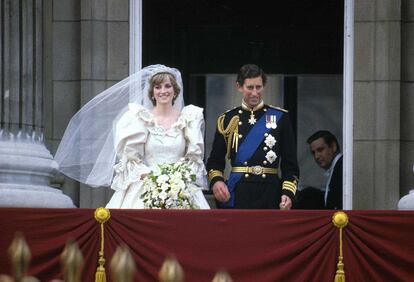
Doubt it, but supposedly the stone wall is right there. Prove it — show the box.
[42,0,414,209]
[44,0,129,207]
[400,0,414,200]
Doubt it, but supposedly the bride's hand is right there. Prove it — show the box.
[140,173,148,180]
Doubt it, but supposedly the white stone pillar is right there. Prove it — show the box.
[77,0,129,207]
[400,0,414,201]
[0,0,73,207]
[353,0,401,209]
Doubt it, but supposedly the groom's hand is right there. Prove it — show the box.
[212,181,230,203]
[279,195,292,210]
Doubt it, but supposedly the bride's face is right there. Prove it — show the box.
[153,77,175,106]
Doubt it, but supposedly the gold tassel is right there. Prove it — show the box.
[332,211,349,282]
[95,258,106,282]
[94,208,111,282]
[334,258,345,282]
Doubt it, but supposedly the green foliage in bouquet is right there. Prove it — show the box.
[140,159,199,209]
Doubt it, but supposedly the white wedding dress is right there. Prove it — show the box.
[106,103,210,209]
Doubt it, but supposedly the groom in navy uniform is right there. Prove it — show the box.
[206,64,299,209]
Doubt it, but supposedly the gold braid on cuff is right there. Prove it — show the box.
[208,169,224,182]
[282,180,297,195]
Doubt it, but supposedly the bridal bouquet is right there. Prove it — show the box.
[140,158,199,209]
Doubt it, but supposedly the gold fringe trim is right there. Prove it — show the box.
[332,211,349,282]
[94,207,111,282]
[217,115,240,159]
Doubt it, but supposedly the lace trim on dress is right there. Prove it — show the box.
[112,103,206,190]
[140,105,202,138]
[147,127,181,139]
[129,103,153,123]
[111,155,150,191]
[181,105,203,123]
[111,103,153,192]
[182,105,207,188]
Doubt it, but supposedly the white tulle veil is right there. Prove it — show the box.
[54,64,184,187]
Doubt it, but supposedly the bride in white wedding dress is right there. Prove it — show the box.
[54,65,210,209]
[107,71,209,208]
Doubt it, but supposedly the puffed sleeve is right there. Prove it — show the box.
[110,103,151,192]
[181,105,208,190]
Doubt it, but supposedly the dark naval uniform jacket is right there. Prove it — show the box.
[206,101,299,209]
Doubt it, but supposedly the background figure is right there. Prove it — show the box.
[207,64,299,209]
[307,130,343,209]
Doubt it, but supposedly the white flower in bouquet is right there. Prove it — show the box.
[140,159,199,209]
[166,197,175,207]
[157,174,169,184]
[159,190,168,201]
[169,183,180,195]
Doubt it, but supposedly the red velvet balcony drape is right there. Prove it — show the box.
[0,208,413,282]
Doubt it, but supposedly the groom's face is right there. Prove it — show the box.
[237,76,264,108]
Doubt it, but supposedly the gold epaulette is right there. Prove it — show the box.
[268,105,288,112]
[217,113,240,159]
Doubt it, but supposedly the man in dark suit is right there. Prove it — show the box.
[206,64,299,209]
[307,130,343,209]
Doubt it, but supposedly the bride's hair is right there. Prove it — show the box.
[148,72,181,106]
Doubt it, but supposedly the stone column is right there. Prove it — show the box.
[77,0,129,207]
[353,0,401,209]
[400,0,414,199]
[0,0,73,207]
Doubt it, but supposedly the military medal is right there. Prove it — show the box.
[266,115,277,129]
[241,100,264,125]
[248,112,257,125]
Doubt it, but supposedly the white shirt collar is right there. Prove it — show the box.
[325,153,342,176]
